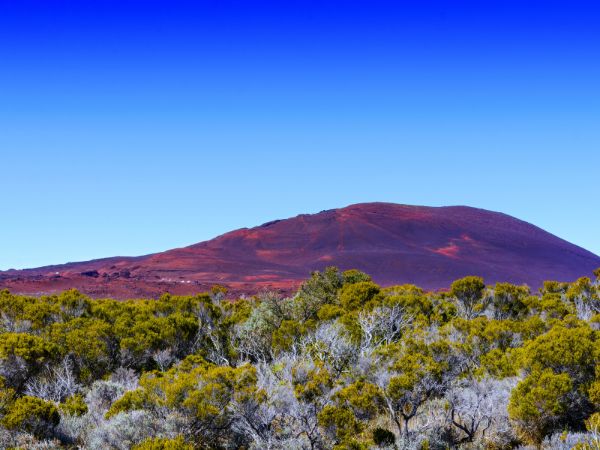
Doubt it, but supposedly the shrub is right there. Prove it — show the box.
[2,395,60,439]
[340,281,381,311]
[60,393,88,416]
[133,436,193,450]
[508,369,572,445]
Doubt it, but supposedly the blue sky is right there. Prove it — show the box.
[1,0,599,269]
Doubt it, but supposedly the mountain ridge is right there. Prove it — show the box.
[1,202,598,298]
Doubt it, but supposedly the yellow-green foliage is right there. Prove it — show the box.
[0,378,15,415]
[272,319,305,353]
[105,388,148,418]
[0,267,598,448]
[492,282,529,319]
[132,436,193,450]
[478,348,518,378]
[293,361,333,403]
[125,359,259,443]
[450,276,486,317]
[0,332,56,362]
[334,381,383,419]
[2,395,59,438]
[60,393,88,416]
[508,369,573,445]
[317,304,344,320]
[342,269,372,285]
[340,281,382,311]
[318,404,363,445]
[518,324,596,380]
[383,285,433,325]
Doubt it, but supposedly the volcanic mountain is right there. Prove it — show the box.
[2,203,599,298]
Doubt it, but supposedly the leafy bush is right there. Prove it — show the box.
[2,395,59,439]
[0,267,597,448]
[133,436,193,450]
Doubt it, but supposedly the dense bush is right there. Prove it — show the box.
[2,395,59,438]
[0,267,598,448]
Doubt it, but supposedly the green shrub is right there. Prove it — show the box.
[2,395,60,438]
[60,393,88,416]
[132,436,194,450]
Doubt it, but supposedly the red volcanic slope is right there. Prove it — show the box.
[2,203,599,298]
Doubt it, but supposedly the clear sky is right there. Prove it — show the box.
[1,0,599,270]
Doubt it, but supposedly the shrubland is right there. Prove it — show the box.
[0,266,599,449]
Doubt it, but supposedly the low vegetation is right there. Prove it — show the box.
[0,267,600,449]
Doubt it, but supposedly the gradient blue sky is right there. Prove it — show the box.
[1,0,599,269]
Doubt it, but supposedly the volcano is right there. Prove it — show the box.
[2,203,599,298]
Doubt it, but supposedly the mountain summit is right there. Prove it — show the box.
[2,203,599,298]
